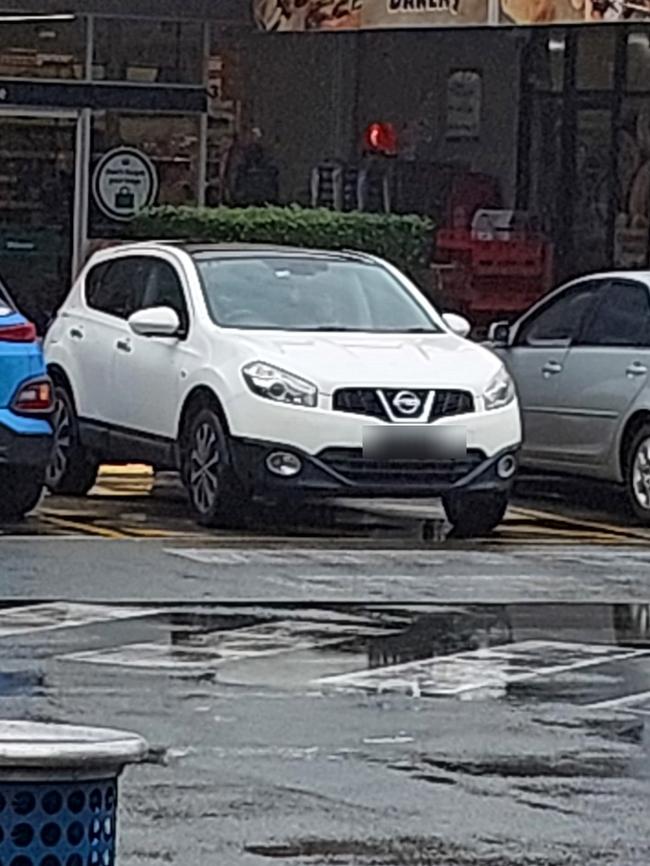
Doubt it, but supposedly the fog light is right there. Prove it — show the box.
[266,451,302,477]
[497,454,517,480]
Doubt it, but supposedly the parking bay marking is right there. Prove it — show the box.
[316,640,650,698]
[60,619,398,673]
[0,601,160,638]
[511,506,650,542]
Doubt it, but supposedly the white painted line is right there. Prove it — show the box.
[316,641,650,698]
[588,690,650,710]
[166,546,650,565]
[61,618,397,672]
[363,736,414,744]
[0,602,160,638]
[0,535,88,542]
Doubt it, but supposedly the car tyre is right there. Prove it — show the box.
[624,425,650,524]
[443,490,509,538]
[45,385,98,496]
[181,407,249,527]
[0,466,44,521]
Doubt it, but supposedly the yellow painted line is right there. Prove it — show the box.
[39,515,130,540]
[510,505,650,541]
[98,464,153,477]
[122,526,205,539]
[500,523,616,541]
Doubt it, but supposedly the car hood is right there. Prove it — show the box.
[231,331,503,394]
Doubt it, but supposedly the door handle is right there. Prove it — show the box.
[542,360,563,377]
[69,327,83,340]
[115,339,132,353]
[626,362,648,378]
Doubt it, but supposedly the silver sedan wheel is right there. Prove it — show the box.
[632,437,650,510]
[46,394,72,488]
[188,421,221,514]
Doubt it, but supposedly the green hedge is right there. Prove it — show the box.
[131,205,434,276]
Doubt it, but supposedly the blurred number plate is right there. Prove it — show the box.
[362,425,467,460]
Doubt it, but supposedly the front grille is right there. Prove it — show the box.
[333,388,474,421]
[318,448,485,487]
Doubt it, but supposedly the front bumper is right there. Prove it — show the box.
[230,437,520,499]
[0,410,52,469]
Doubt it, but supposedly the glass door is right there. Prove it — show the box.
[0,113,78,330]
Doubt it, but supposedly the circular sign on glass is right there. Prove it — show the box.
[92,147,158,222]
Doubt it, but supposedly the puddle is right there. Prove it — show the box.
[0,601,159,637]
[317,641,650,698]
[8,600,642,717]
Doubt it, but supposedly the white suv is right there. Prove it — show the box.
[44,242,521,536]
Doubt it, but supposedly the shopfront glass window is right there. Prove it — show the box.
[576,29,615,90]
[0,17,86,80]
[0,116,76,326]
[572,108,613,272]
[614,98,650,268]
[89,112,201,240]
[93,18,203,84]
[627,31,650,92]
[527,31,565,93]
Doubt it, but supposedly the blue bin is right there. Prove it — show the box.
[0,722,148,866]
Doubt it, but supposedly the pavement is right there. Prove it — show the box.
[3,469,650,865]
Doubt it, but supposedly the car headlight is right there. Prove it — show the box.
[484,366,516,411]
[242,361,318,408]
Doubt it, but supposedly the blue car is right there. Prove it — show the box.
[0,283,53,520]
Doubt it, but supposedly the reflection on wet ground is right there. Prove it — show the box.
[3,599,650,707]
[7,467,650,547]
[2,600,650,864]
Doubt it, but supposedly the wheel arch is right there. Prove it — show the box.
[619,410,650,479]
[47,364,79,409]
[177,385,230,443]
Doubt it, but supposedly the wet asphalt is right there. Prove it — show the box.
[2,473,650,864]
[1,602,650,865]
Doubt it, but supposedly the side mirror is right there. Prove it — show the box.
[487,320,511,346]
[442,312,471,338]
[128,306,181,338]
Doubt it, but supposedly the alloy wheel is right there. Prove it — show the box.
[46,393,72,488]
[632,436,650,510]
[188,421,221,514]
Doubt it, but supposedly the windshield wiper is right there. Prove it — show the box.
[301,326,437,333]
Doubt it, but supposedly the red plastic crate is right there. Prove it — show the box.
[470,240,546,278]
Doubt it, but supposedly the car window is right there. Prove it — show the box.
[85,257,148,319]
[576,280,650,347]
[192,255,440,332]
[0,279,14,312]
[516,281,602,348]
[139,259,189,334]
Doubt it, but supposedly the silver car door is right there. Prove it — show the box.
[548,278,650,470]
[497,280,603,466]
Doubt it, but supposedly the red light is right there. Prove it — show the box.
[0,321,37,343]
[12,379,53,414]
[363,122,398,155]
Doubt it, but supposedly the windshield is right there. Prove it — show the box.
[192,255,441,333]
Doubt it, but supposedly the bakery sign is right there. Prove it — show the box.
[252,0,650,29]
[252,0,489,29]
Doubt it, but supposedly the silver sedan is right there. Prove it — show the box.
[488,271,650,522]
